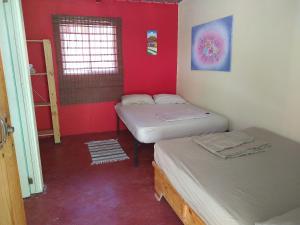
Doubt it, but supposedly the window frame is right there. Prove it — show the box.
[59,23,119,76]
[53,15,123,105]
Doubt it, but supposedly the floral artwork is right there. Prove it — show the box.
[147,30,157,55]
[191,16,233,71]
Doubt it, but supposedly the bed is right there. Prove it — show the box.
[153,127,300,225]
[115,102,228,166]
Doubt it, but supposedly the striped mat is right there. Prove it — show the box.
[86,139,129,165]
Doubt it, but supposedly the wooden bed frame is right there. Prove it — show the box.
[153,161,207,225]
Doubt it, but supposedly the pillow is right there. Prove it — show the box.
[121,94,155,105]
[153,94,187,104]
[255,207,300,225]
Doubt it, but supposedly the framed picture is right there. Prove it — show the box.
[191,15,233,71]
[147,30,157,55]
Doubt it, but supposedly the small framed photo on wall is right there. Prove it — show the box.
[147,30,157,55]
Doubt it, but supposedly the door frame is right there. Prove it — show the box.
[0,0,43,197]
[0,52,27,225]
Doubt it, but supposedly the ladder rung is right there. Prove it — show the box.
[27,40,43,43]
[31,72,47,76]
[35,102,50,107]
[38,129,54,137]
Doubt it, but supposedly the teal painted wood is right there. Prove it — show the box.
[0,0,43,197]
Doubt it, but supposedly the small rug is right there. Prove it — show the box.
[86,139,129,165]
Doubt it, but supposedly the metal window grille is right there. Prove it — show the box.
[53,15,123,105]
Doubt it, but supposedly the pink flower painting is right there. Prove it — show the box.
[192,16,233,71]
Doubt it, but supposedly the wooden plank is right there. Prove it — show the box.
[26,40,43,43]
[30,72,47,76]
[43,39,61,144]
[34,102,50,107]
[152,161,207,225]
[38,130,54,137]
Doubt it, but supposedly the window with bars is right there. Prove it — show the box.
[53,15,123,105]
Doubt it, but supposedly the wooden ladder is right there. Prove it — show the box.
[27,39,61,144]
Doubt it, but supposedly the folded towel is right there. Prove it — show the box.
[192,131,255,152]
[157,108,209,122]
[192,131,271,159]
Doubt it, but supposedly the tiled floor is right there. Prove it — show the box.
[24,131,182,225]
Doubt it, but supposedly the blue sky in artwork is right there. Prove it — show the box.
[147,30,157,38]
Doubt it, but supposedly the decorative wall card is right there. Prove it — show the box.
[191,15,233,71]
[147,30,157,55]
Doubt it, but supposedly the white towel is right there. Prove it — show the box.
[192,131,270,159]
[192,131,255,152]
[157,108,209,122]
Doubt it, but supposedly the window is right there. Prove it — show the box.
[53,15,123,105]
[60,23,118,75]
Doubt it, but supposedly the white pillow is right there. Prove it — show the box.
[153,94,187,104]
[121,94,155,105]
[255,208,300,225]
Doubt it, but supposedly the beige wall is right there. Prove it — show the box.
[177,0,300,142]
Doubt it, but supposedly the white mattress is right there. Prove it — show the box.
[154,127,300,225]
[115,103,228,143]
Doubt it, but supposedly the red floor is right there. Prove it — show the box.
[24,131,182,225]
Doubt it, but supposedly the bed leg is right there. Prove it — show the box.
[154,192,163,202]
[134,139,139,167]
[116,115,120,137]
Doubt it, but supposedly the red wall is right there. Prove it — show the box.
[22,0,178,136]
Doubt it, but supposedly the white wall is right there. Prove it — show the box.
[177,0,300,142]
